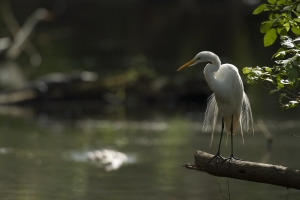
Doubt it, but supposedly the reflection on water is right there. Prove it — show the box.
[0,147,14,155]
[76,120,169,131]
[0,108,299,200]
[69,149,135,172]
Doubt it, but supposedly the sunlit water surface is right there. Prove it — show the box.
[0,111,299,200]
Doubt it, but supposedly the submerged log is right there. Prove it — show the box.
[183,150,300,190]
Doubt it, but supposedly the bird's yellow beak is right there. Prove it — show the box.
[177,59,196,71]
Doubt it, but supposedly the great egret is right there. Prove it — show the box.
[177,51,253,164]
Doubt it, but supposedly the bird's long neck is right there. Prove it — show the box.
[203,57,221,93]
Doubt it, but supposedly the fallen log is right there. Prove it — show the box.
[183,150,300,190]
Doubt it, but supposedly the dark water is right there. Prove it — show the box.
[0,109,299,200]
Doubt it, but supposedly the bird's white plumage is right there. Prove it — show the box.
[178,51,253,147]
[202,91,254,146]
[202,93,218,146]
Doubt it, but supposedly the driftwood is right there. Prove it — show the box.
[183,150,300,190]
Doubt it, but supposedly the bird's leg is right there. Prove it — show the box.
[222,114,243,164]
[206,118,225,166]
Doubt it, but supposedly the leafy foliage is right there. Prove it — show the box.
[253,0,300,46]
[243,0,300,109]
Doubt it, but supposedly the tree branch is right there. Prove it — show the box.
[183,150,300,190]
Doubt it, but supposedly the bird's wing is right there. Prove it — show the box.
[202,93,219,147]
[240,92,254,135]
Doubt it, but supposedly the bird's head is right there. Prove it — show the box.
[177,51,215,71]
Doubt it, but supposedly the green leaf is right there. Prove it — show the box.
[283,6,293,11]
[297,4,300,12]
[282,104,288,109]
[292,26,300,35]
[281,13,288,19]
[273,51,286,58]
[277,27,288,36]
[264,67,273,72]
[276,75,285,88]
[268,12,276,20]
[274,6,280,11]
[253,4,267,15]
[277,82,285,88]
[292,10,300,17]
[246,76,258,84]
[285,101,299,109]
[284,0,292,6]
[242,67,252,74]
[276,0,286,5]
[293,60,300,67]
[278,19,285,26]
[264,28,278,46]
[251,70,262,76]
[287,65,299,83]
[275,58,291,65]
[274,53,281,58]
[253,2,300,109]
[260,21,274,33]
[283,23,290,31]
[269,89,280,94]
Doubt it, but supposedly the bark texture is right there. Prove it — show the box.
[183,150,300,190]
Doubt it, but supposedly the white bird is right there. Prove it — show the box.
[177,51,253,164]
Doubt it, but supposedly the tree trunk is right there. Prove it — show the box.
[183,150,300,190]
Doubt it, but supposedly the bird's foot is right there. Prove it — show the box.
[206,153,224,166]
[221,155,243,164]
